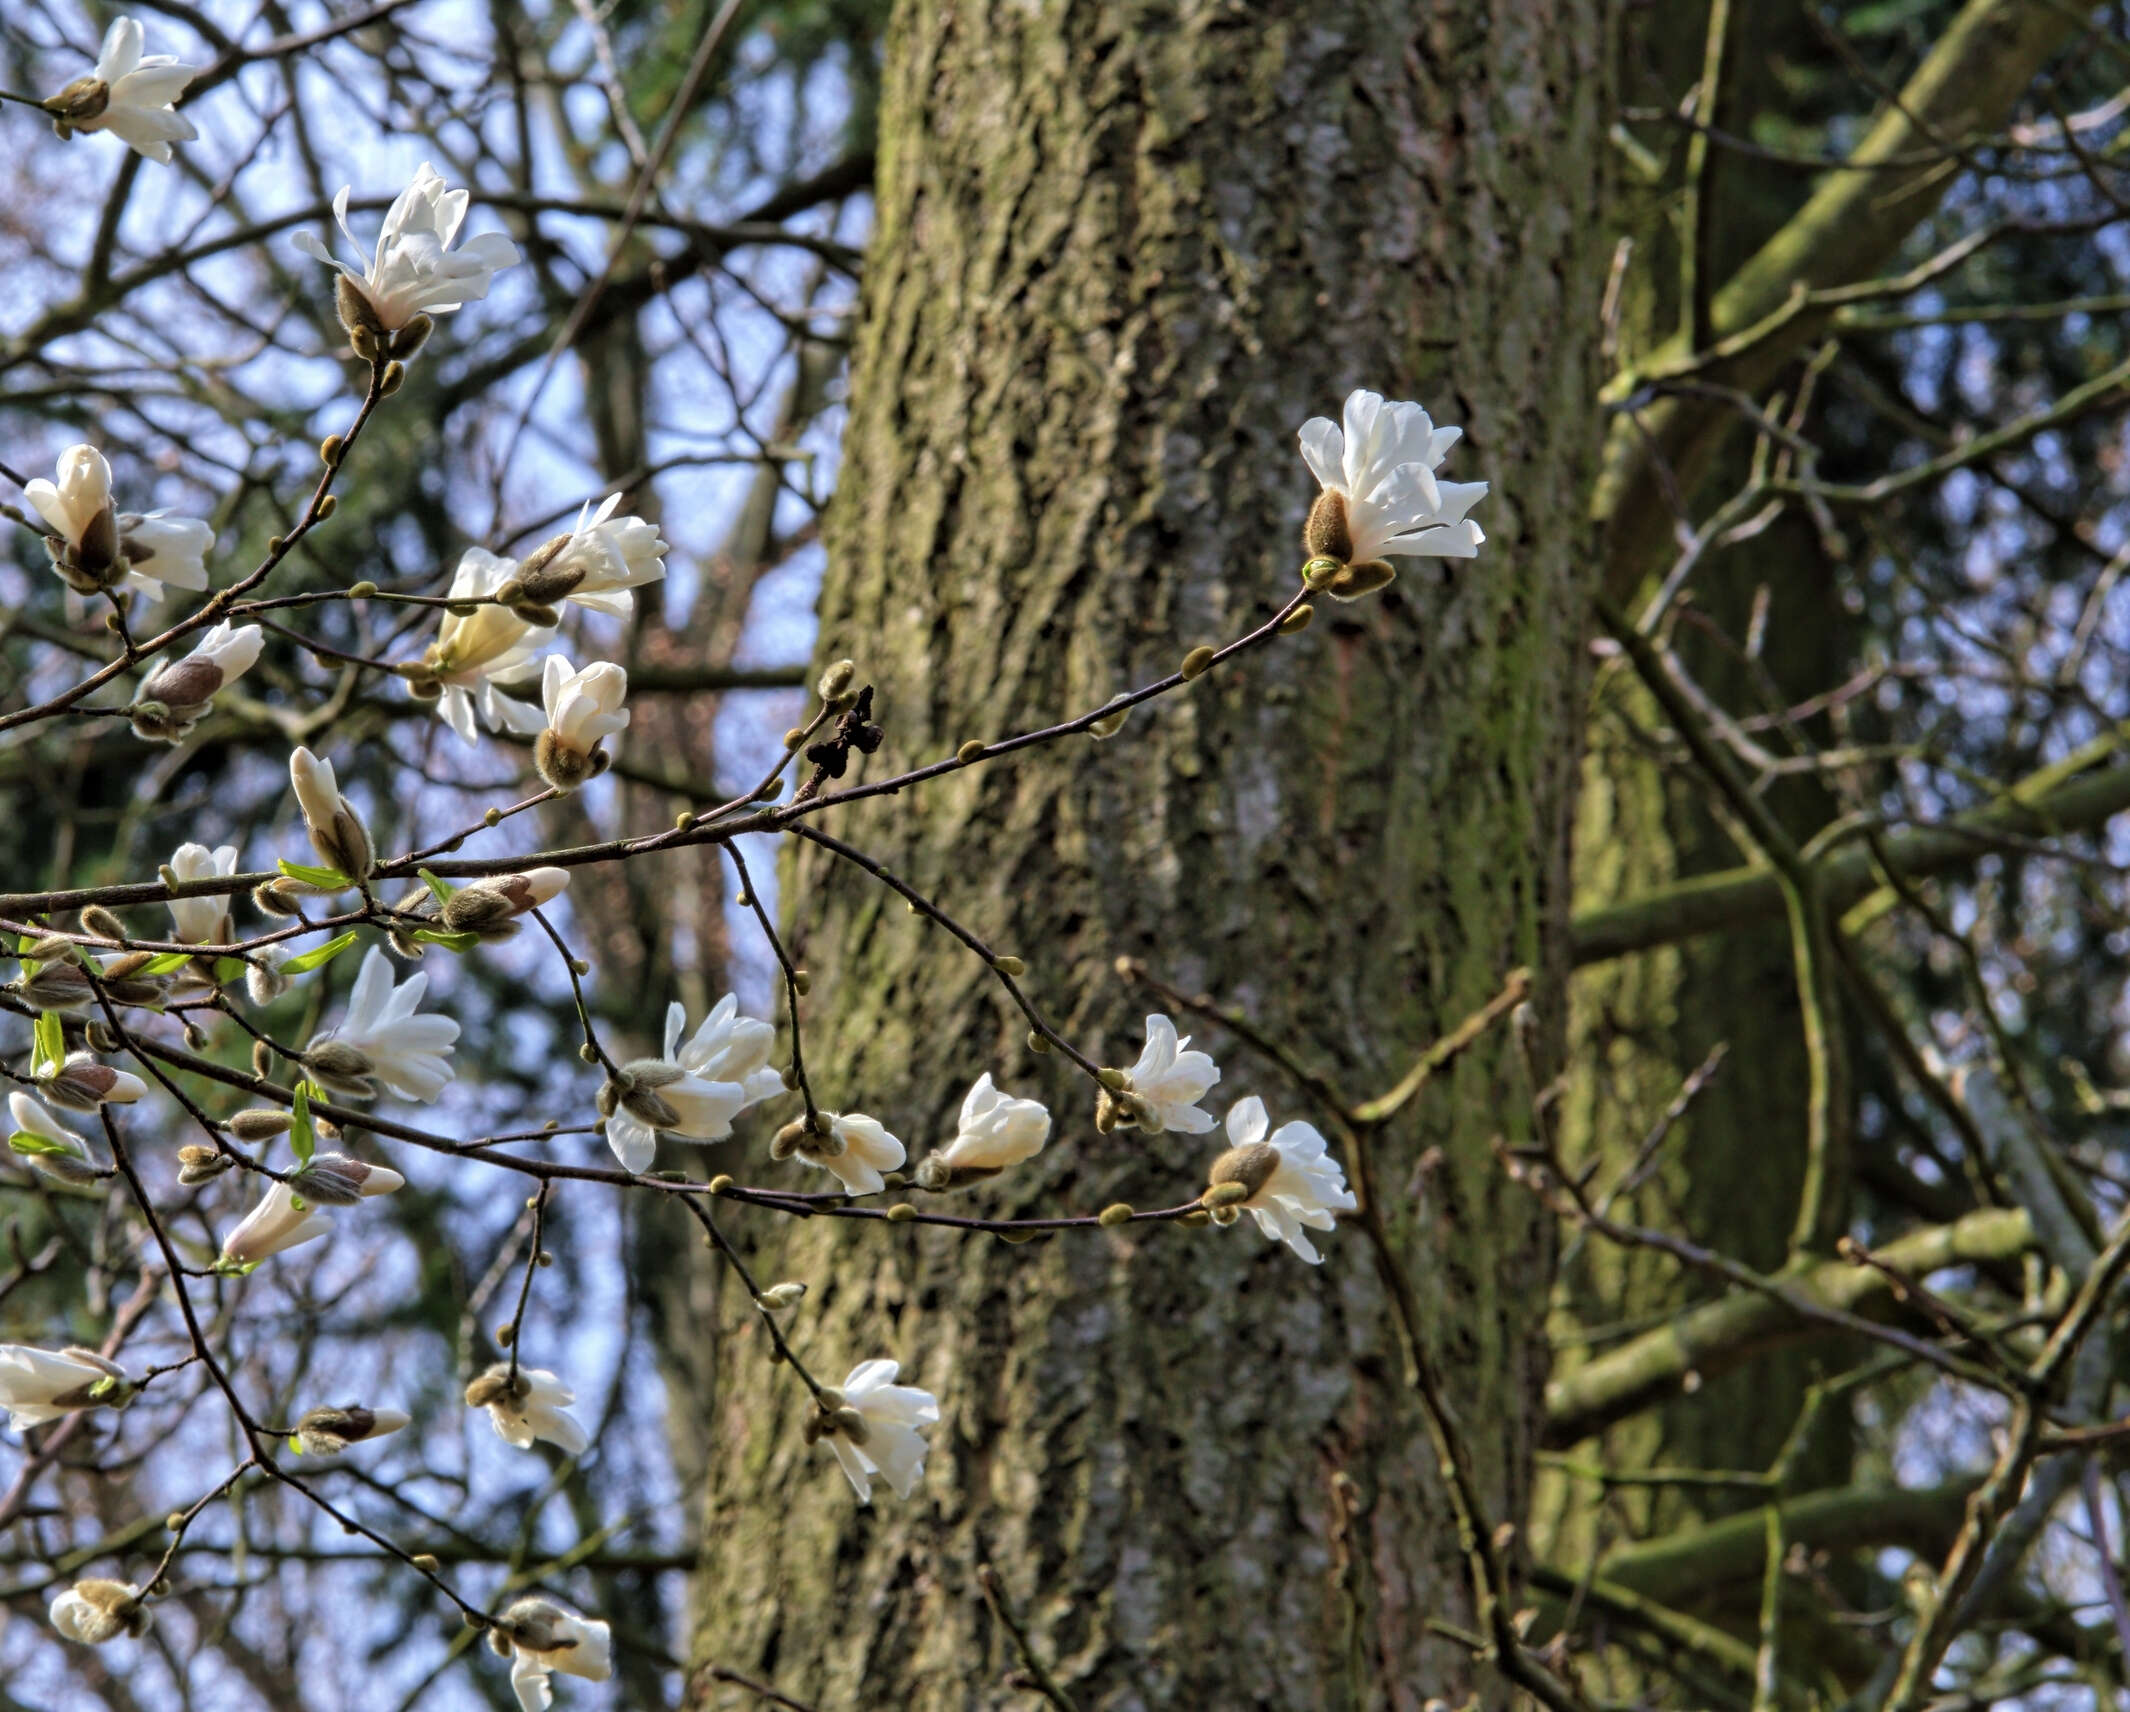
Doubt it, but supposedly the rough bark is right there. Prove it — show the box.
[679,2,1609,1708]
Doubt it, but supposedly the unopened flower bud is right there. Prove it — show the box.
[49,1577,150,1645]
[39,1056,140,1112]
[247,958,290,1006]
[78,906,128,942]
[817,659,857,704]
[251,1039,276,1079]
[15,962,93,1011]
[769,1119,809,1162]
[25,934,78,965]
[294,1403,411,1456]
[228,1109,293,1142]
[304,1041,377,1099]
[756,1282,807,1311]
[389,314,433,361]
[252,878,307,917]
[291,1152,403,1207]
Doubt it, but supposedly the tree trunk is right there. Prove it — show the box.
[682,3,1609,1706]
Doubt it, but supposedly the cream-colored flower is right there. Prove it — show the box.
[819,1359,938,1504]
[294,163,520,333]
[466,1363,589,1456]
[165,842,237,944]
[1119,1015,1220,1134]
[795,1112,905,1197]
[25,444,212,597]
[44,17,199,164]
[533,657,629,790]
[0,1344,133,1430]
[48,1579,151,1644]
[927,1074,1050,1179]
[137,622,262,737]
[597,996,775,1172]
[309,947,460,1102]
[1206,1096,1358,1265]
[423,548,552,743]
[488,1598,613,1711]
[514,494,668,618]
[288,745,372,882]
[1297,389,1488,600]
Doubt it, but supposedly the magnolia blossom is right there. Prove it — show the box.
[790,1112,905,1197]
[1297,389,1488,600]
[924,1074,1050,1181]
[288,746,371,881]
[467,1364,589,1456]
[1208,1096,1358,1265]
[515,494,669,618]
[136,622,262,737]
[489,1598,613,1711]
[534,657,630,791]
[309,947,460,1102]
[820,1359,939,1504]
[219,1162,403,1268]
[44,17,198,164]
[421,548,552,743]
[0,1345,133,1430]
[165,842,238,944]
[599,995,779,1172]
[10,1091,92,1155]
[26,444,213,597]
[49,1579,151,1645]
[295,163,520,335]
[292,1402,412,1457]
[1118,1015,1220,1134]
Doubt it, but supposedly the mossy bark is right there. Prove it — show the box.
[680,3,1609,1707]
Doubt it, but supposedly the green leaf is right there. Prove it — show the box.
[290,1082,316,1169]
[213,958,249,984]
[276,858,352,891]
[9,1131,74,1157]
[137,951,195,975]
[412,928,481,954]
[32,1010,65,1077]
[281,931,360,975]
[416,868,455,905]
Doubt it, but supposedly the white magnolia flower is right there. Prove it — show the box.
[138,621,263,730]
[292,1402,411,1456]
[49,1579,151,1645]
[310,947,460,1102]
[534,657,629,790]
[288,746,371,881]
[26,444,213,597]
[424,548,552,743]
[598,997,776,1172]
[218,1161,401,1268]
[468,1363,589,1456]
[1209,1096,1358,1265]
[1297,389,1488,599]
[795,1112,905,1197]
[46,17,199,164]
[165,842,238,944]
[295,163,520,334]
[518,494,669,618]
[822,1359,939,1504]
[0,1345,133,1430]
[490,1598,613,1711]
[1120,1015,1220,1134]
[933,1074,1050,1174]
[669,996,784,1108]
[10,1091,91,1152]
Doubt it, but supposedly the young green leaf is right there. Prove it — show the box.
[281,931,360,975]
[290,1081,316,1168]
[276,858,351,891]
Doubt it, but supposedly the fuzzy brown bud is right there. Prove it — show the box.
[228,1109,294,1142]
[304,1041,376,1099]
[817,658,857,704]
[1208,1142,1280,1203]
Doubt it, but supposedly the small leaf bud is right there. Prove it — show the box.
[1027,1029,1052,1054]
[757,1282,808,1311]
[1179,1207,1213,1228]
[956,740,985,763]
[411,1554,440,1574]
[1280,602,1316,633]
[1179,645,1216,679]
[708,1174,734,1194]
[993,955,1025,978]
[1097,1203,1135,1227]
[1097,1067,1130,1092]
[378,360,406,396]
[886,1203,918,1222]
[791,970,812,996]
[320,435,344,467]
[348,579,377,599]
[782,727,806,749]
[1201,1180,1251,1209]
[316,494,338,520]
